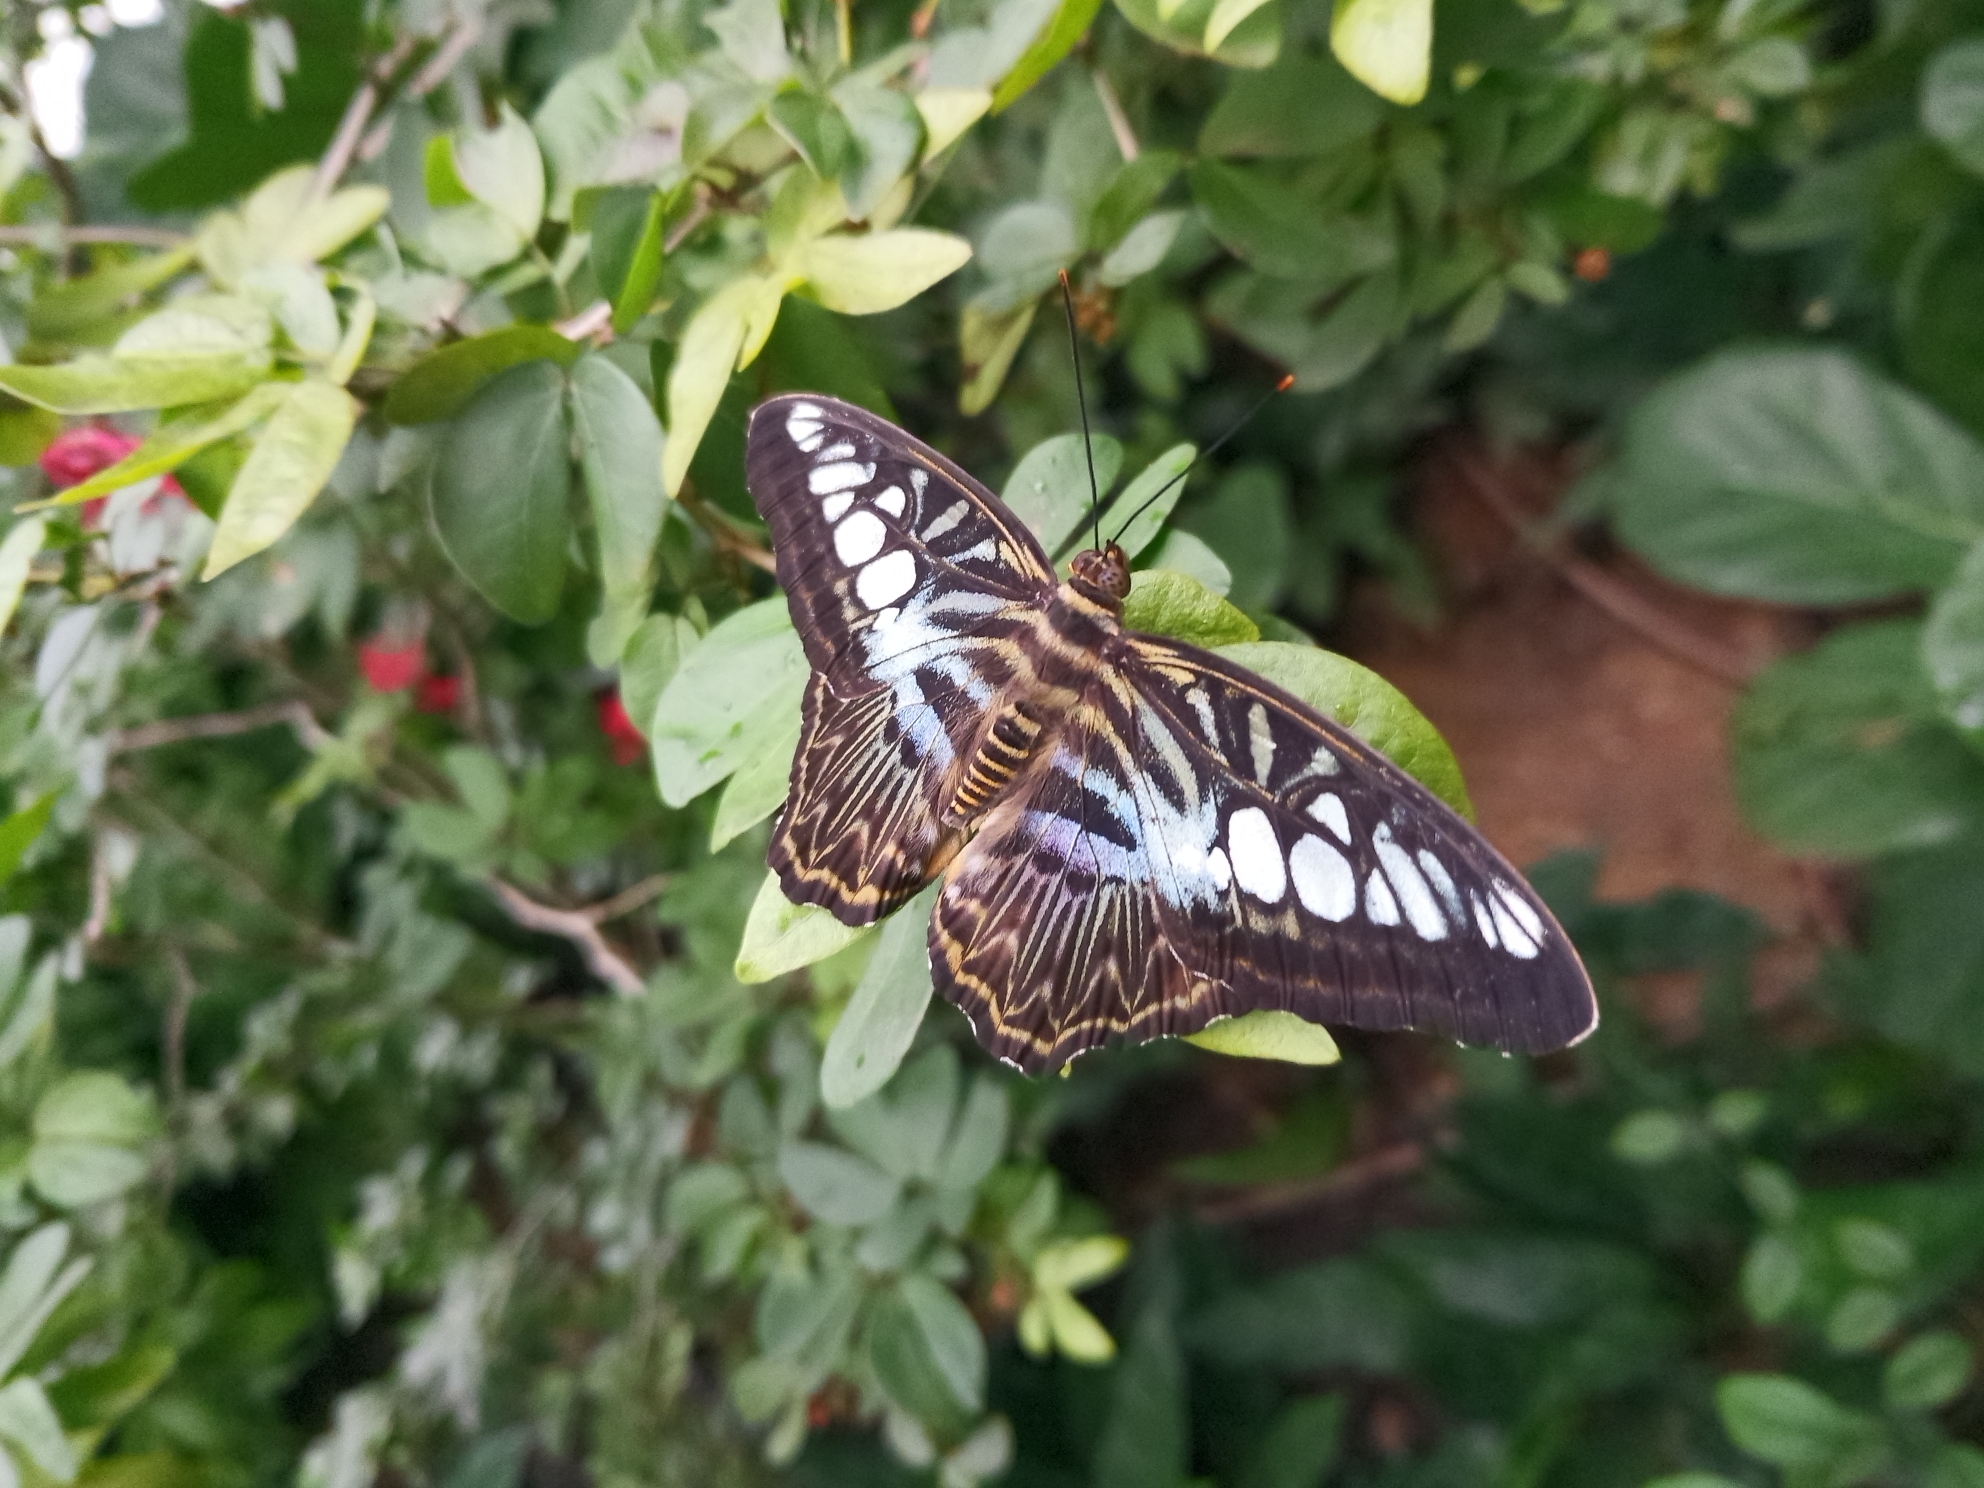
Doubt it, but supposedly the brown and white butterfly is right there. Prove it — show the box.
[745,393,1597,1073]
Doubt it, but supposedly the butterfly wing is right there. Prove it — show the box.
[746,394,1053,925]
[930,635,1596,1072]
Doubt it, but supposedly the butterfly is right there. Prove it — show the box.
[745,393,1598,1074]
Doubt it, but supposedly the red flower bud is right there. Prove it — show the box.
[357,638,427,693]
[415,673,461,715]
[596,690,645,766]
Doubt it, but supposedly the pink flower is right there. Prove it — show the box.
[39,424,186,529]
[596,690,645,766]
[357,638,427,693]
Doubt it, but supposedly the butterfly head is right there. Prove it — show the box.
[1067,543,1131,610]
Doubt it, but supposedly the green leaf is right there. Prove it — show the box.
[591,188,670,335]
[1206,0,1276,54]
[1825,1286,1900,1352]
[777,1140,902,1225]
[704,0,792,82]
[1100,443,1194,558]
[897,1274,986,1412]
[1002,432,1124,555]
[0,520,45,639]
[1885,1331,1972,1410]
[800,230,974,315]
[0,954,55,1072]
[1099,210,1187,287]
[453,103,546,240]
[1923,38,1984,176]
[620,613,698,735]
[1330,0,1431,104]
[1740,1234,1802,1323]
[0,405,59,467]
[1190,160,1396,283]
[1215,642,1473,815]
[35,1071,158,1147]
[1445,275,1507,351]
[1731,620,1984,855]
[974,200,1078,309]
[1095,1301,1187,1488]
[1199,53,1384,157]
[194,167,390,288]
[937,1078,1010,1193]
[1114,0,1281,67]
[833,82,924,220]
[664,277,767,497]
[1145,529,1231,594]
[0,1377,76,1482]
[569,353,667,659]
[1238,1395,1345,1488]
[1610,348,1984,603]
[820,884,940,1109]
[1043,1289,1117,1361]
[768,89,855,178]
[650,599,809,806]
[1123,569,1260,645]
[26,243,196,341]
[383,327,582,425]
[960,297,1038,415]
[709,702,802,849]
[29,1141,151,1208]
[992,0,1108,113]
[1836,1217,1913,1278]
[1184,1009,1341,1064]
[1715,1375,1886,1474]
[866,1283,973,1434]
[0,793,55,888]
[1932,1446,1984,1488]
[23,383,290,512]
[203,380,361,579]
[1925,538,1984,738]
[0,355,263,414]
[431,361,573,624]
[917,88,993,159]
[0,1225,85,1380]
[735,872,870,983]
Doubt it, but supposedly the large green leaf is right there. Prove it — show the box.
[664,277,767,496]
[383,327,582,425]
[203,380,361,578]
[1200,53,1384,157]
[23,382,291,511]
[1190,160,1396,283]
[1216,642,1473,815]
[820,884,940,1109]
[735,872,870,984]
[431,361,574,624]
[1002,432,1124,555]
[1122,569,1260,646]
[1114,0,1281,67]
[1610,347,1984,603]
[800,230,973,315]
[568,353,667,658]
[1732,620,1984,856]
[1330,0,1431,105]
[649,599,809,806]
[0,519,46,638]
[1715,1375,1887,1479]
[0,355,264,414]
[991,0,1108,113]
[451,103,547,240]
[1925,538,1984,740]
[1922,38,1984,177]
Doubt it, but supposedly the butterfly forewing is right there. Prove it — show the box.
[746,395,1049,926]
[747,393,1598,1065]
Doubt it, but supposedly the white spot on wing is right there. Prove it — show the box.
[1495,881,1545,942]
[1365,870,1400,925]
[1227,807,1286,903]
[1417,852,1464,921]
[833,509,886,565]
[910,469,929,498]
[856,549,917,608]
[822,492,855,522]
[1206,847,1232,890]
[1306,746,1340,777]
[1374,824,1447,940]
[876,485,907,518]
[1248,703,1275,784]
[1490,896,1539,958]
[809,461,875,495]
[1307,792,1352,843]
[1472,893,1501,948]
[1185,688,1218,743]
[1290,835,1356,921]
[790,401,822,420]
[923,499,968,541]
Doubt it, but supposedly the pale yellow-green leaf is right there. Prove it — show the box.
[1043,1290,1117,1363]
[203,381,361,578]
[800,229,973,315]
[1331,0,1432,104]
[326,282,376,386]
[1183,1009,1342,1064]
[0,519,45,635]
[735,871,871,983]
[17,383,289,511]
[1017,1296,1053,1356]
[916,87,993,159]
[453,103,547,240]
[1206,0,1277,54]
[114,306,269,362]
[738,273,798,370]
[662,277,762,496]
[959,297,1037,415]
[1033,1235,1130,1292]
[197,165,389,287]
[0,355,264,414]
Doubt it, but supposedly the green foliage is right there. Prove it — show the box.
[0,0,1981,1484]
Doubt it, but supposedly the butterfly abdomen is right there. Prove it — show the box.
[944,703,1045,826]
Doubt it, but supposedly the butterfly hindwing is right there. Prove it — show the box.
[747,395,1050,926]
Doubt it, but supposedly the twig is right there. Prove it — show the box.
[0,224,189,248]
[312,32,423,197]
[163,946,199,1111]
[581,874,671,926]
[1192,1141,1425,1225]
[1453,456,1753,687]
[109,699,331,755]
[407,17,484,98]
[1091,69,1139,162]
[485,879,646,996]
[553,300,614,342]
[664,192,712,254]
[676,487,778,575]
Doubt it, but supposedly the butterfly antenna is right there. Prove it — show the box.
[1059,269,1104,553]
[1109,373,1296,546]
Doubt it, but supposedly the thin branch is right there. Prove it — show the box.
[163,946,199,1112]
[109,699,331,755]
[485,879,646,996]
[1192,1141,1425,1225]
[313,32,423,197]
[582,874,671,926]
[407,18,483,98]
[553,299,614,342]
[0,224,189,248]
[1091,69,1139,162]
[664,192,712,254]
[1452,455,1753,687]
[677,486,778,575]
